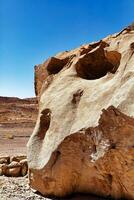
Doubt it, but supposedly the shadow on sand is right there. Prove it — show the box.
[36,191,112,200]
[52,193,111,200]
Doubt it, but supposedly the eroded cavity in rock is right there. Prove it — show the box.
[34,57,69,96]
[75,47,121,80]
[37,108,51,140]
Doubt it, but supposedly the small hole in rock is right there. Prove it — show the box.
[130,42,134,49]
[92,145,97,153]
[107,174,113,185]
[72,89,83,104]
[111,143,116,149]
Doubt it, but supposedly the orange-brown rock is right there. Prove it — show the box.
[2,161,21,177]
[7,167,21,177]
[28,26,134,199]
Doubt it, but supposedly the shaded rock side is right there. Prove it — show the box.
[28,27,134,199]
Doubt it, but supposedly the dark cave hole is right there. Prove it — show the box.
[37,108,51,140]
[107,174,113,185]
[75,49,121,80]
[72,89,84,105]
[130,42,134,49]
[46,57,69,75]
[110,143,116,149]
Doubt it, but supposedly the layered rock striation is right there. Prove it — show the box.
[27,27,134,199]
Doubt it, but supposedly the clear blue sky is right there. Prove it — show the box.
[0,0,134,98]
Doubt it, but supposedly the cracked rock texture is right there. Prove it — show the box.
[27,27,134,199]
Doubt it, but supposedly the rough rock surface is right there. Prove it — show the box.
[27,27,134,199]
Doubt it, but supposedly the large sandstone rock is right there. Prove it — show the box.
[27,27,134,199]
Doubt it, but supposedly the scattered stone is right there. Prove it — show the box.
[20,159,28,176]
[8,161,21,168]
[10,155,26,163]
[0,156,28,177]
[7,166,21,177]
[0,164,5,176]
[0,156,10,164]
[5,134,14,139]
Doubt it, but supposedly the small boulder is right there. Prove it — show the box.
[0,156,10,164]
[10,155,26,163]
[20,159,28,176]
[5,161,21,177]
[7,167,21,177]
[0,164,6,176]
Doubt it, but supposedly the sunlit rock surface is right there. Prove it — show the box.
[27,27,134,199]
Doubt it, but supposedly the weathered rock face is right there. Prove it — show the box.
[27,27,134,199]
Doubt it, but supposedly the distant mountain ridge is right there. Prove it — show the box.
[0,96,37,104]
[0,96,38,124]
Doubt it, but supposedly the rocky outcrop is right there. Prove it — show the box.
[27,27,134,199]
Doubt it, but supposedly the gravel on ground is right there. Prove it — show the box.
[0,176,49,200]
